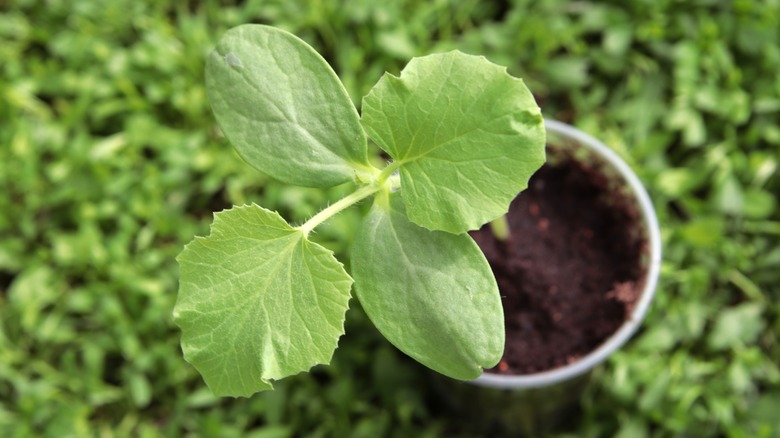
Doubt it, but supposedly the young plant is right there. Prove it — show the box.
[174,24,545,397]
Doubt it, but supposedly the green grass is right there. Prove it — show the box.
[1,0,778,436]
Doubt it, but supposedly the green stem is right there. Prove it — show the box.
[378,160,402,184]
[489,215,510,241]
[298,184,380,238]
[298,163,403,238]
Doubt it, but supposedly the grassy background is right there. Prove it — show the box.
[1,0,779,436]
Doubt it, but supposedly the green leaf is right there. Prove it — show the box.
[174,205,353,397]
[708,303,765,351]
[742,188,776,219]
[679,217,725,248]
[205,24,372,188]
[351,191,504,380]
[362,51,545,233]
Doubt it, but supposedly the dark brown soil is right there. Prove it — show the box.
[470,157,646,375]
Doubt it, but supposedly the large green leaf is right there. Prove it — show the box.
[351,191,504,380]
[361,51,546,233]
[206,24,373,188]
[174,205,353,397]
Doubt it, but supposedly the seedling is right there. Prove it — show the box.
[174,24,545,397]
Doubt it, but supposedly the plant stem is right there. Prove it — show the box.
[298,163,402,238]
[489,215,510,241]
[378,160,402,184]
[298,184,380,238]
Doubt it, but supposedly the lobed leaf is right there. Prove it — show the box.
[206,24,373,188]
[361,51,546,233]
[351,191,504,380]
[174,205,353,397]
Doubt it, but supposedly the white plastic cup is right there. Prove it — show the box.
[435,120,663,435]
[474,119,662,390]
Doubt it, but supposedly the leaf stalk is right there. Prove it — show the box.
[378,160,402,184]
[298,163,403,237]
[298,184,381,237]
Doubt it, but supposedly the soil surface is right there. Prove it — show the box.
[470,158,646,375]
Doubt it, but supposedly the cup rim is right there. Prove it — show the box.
[473,119,662,389]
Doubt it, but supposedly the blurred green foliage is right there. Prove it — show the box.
[1,0,778,436]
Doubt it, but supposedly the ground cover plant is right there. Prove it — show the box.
[1,0,778,436]
[175,24,545,397]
